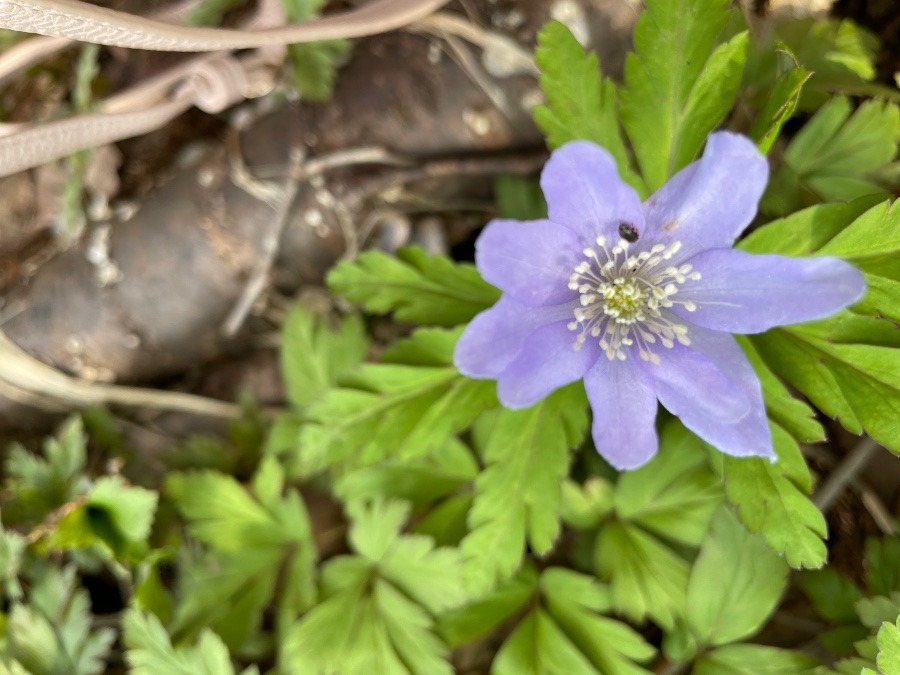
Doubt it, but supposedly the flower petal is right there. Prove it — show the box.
[584,356,659,470]
[475,219,582,306]
[496,320,599,408]
[454,296,577,379]
[649,329,774,459]
[541,141,645,246]
[643,132,769,260]
[674,250,866,333]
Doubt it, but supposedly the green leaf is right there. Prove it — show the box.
[327,246,500,326]
[594,520,690,630]
[855,593,900,630]
[745,18,881,111]
[560,477,614,530]
[167,461,316,648]
[437,567,537,647]
[532,21,644,194]
[283,500,462,675]
[281,0,349,102]
[124,609,239,675]
[711,422,827,568]
[620,0,744,190]
[494,175,547,221]
[7,566,115,675]
[461,385,588,592]
[3,416,88,526]
[280,303,369,408]
[86,475,158,546]
[799,568,864,624]
[753,315,900,455]
[491,567,655,675]
[614,420,723,547]
[693,644,818,674]
[865,537,900,596]
[761,98,900,216]
[334,436,477,507]
[288,40,350,102]
[876,617,900,675]
[742,201,900,451]
[685,508,788,647]
[0,523,25,600]
[749,62,813,154]
[595,421,722,629]
[297,327,496,475]
[737,336,824,443]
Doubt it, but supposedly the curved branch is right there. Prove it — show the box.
[0,0,451,51]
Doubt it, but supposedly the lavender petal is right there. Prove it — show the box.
[496,320,600,408]
[643,132,769,261]
[475,219,582,306]
[675,250,867,333]
[541,141,646,246]
[584,356,659,470]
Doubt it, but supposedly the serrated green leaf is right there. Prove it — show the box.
[755,317,900,454]
[87,475,158,546]
[461,385,588,592]
[745,18,881,112]
[3,416,88,526]
[560,477,614,530]
[280,304,369,409]
[711,422,827,568]
[283,500,460,675]
[7,567,115,675]
[328,246,500,326]
[694,644,818,674]
[437,567,537,647]
[288,40,349,102]
[740,198,900,453]
[762,98,900,216]
[621,0,744,190]
[614,420,723,547]
[167,463,316,648]
[0,524,25,600]
[876,617,900,675]
[334,436,477,507]
[281,0,348,101]
[533,20,645,194]
[750,60,812,154]
[594,519,690,630]
[491,568,654,675]
[124,609,237,675]
[297,327,495,474]
[686,508,788,647]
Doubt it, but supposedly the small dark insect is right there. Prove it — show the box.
[618,222,639,243]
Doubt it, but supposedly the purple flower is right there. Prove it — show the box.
[455,133,866,470]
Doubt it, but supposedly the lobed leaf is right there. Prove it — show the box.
[711,423,827,569]
[280,303,369,409]
[461,385,588,592]
[761,98,900,216]
[620,0,745,190]
[328,247,500,327]
[533,21,644,194]
[685,508,789,647]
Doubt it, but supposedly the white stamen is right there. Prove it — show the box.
[567,237,700,363]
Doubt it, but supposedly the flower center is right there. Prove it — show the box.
[567,236,701,364]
